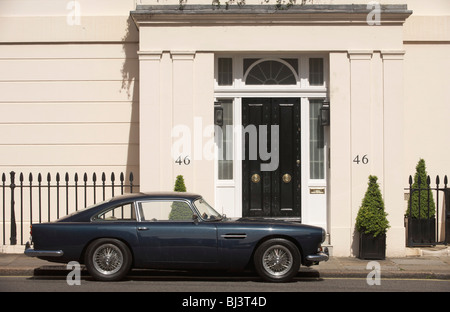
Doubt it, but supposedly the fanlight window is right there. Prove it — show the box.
[244,59,297,85]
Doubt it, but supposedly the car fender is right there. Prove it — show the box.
[31,222,140,263]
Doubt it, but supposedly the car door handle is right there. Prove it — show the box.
[137,227,149,231]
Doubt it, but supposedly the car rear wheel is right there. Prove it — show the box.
[85,238,132,281]
[254,238,300,283]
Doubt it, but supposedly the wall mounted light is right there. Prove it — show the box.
[320,98,330,126]
[214,101,223,127]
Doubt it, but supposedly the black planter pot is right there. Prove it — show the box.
[405,217,436,247]
[358,233,386,260]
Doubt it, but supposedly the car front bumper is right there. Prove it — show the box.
[305,252,329,262]
[305,246,329,264]
[24,241,64,257]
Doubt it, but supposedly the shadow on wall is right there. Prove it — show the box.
[121,16,140,187]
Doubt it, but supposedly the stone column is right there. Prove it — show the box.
[329,51,352,256]
[348,51,375,255]
[382,50,406,257]
[329,50,388,257]
[138,51,162,192]
[171,51,196,191]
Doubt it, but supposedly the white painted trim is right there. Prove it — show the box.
[213,53,329,225]
[243,58,300,87]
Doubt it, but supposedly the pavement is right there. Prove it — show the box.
[1,247,450,280]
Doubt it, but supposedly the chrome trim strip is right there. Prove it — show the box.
[24,242,64,257]
[221,234,247,239]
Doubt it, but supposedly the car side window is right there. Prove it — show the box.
[93,202,136,221]
[139,200,194,222]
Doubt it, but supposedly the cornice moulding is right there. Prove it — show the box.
[131,4,412,27]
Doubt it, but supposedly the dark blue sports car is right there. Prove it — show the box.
[25,192,328,282]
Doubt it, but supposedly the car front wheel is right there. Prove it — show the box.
[254,238,301,283]
[85,238,132,281]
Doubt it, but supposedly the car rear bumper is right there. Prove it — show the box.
[24,241,64,258]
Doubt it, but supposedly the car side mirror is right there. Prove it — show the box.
[192,214,199,224]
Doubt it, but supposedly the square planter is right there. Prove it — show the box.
[358,233,386,260]
[405,217,436,247]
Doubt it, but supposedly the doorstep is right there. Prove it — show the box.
[406,246,450,257]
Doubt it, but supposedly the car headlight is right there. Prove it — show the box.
[321,228,326,243]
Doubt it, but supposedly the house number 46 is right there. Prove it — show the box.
[353,154,369,165]
[175,155,191,165]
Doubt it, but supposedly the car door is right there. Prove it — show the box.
[135,199,218,265]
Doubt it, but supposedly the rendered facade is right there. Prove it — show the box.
[0,0,449,256]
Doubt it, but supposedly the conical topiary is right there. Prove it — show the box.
[169,175,192,220]
[355,175,390,237]
[173,175,187,192]
[406,159,435,219]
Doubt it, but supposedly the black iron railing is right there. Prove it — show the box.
[1,171,138,246]
[406,175,449,247]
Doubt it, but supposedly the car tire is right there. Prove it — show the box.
[85,238,132,281]
[253,238,301,283]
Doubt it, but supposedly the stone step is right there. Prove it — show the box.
[406,246,450,257]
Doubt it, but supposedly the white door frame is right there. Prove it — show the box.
[214,54,328,228]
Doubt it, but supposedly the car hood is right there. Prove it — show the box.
[218,217,325,231]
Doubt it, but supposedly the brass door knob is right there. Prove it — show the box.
[251,174,261,183]
[282,173,292,183]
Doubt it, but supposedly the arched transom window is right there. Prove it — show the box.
[244,59,298,85]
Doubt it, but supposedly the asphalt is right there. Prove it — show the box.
[1,248,450,280]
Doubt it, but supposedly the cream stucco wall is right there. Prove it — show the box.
[0,1,140,249]
[138,50,215,203]
[403,45,450,179]
[0,1,139,179]
[328,50,406,257]
[0,0,449,256]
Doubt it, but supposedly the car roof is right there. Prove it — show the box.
[110,192,203,202]
[56,192,204,222]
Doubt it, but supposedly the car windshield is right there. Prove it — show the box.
[193,198,222,221]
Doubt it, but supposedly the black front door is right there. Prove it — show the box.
[242,98,301,219]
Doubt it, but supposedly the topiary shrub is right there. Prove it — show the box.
[173,175,187,193]
[355,175,390,237]
[169,175,192,221]
[406,158,436,219]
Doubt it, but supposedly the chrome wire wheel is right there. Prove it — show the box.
[254,238,300,282]
[92,243,124,275]
[85,238,132,281]
[262,244,293,276]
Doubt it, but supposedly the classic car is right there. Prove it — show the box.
[25,192,328,282]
